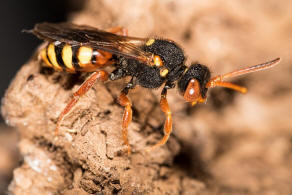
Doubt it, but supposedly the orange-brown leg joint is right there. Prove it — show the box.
[106,26,128,36]
[55,70,108,135]
[146,93,173,152]
[118,93,132,155]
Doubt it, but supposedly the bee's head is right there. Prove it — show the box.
[180,58,281,105]
[178,63,211,105]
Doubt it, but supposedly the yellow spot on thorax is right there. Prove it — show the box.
[160,68,169,77]
[146,38,155,46]
[78,46,93,67]
[62,44,74,71]
[47,43,62,71]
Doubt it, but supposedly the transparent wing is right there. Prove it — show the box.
[28,22,153,63]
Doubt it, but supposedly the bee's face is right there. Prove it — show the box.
[178,64,210,104]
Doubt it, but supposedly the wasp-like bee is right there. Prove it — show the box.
[27,22,280,154]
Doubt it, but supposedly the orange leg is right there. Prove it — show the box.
[118,92,132,155]
[55,70,108,135]
[146,88,172,152]
[106,26,128,36]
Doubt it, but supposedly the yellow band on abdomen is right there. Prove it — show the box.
[62,44,74,71]
[47,43,62,71]
[39,47,53,67]
[78,46,93,67]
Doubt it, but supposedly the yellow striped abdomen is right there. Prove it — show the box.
[39,41,113,72]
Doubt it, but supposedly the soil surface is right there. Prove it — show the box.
[1,0,292,194]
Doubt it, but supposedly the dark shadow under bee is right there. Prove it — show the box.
[39,65,88,90]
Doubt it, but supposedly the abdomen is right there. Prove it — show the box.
[39,41,112,72]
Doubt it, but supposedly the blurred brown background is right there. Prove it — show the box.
[0,0,82,193]
[1,0,292,194]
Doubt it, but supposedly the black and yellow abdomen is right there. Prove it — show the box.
[39,41,112,72]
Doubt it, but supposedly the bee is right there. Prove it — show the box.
[27,22,280,154]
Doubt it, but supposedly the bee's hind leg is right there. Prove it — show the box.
[55,70,108,135]
[106,26,128,36]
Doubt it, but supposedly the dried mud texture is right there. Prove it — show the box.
[2,0,292,194]
[0,125,19,194]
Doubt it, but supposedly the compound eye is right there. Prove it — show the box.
[183,79,201,102]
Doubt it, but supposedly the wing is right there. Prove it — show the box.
[28,22,153,64]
